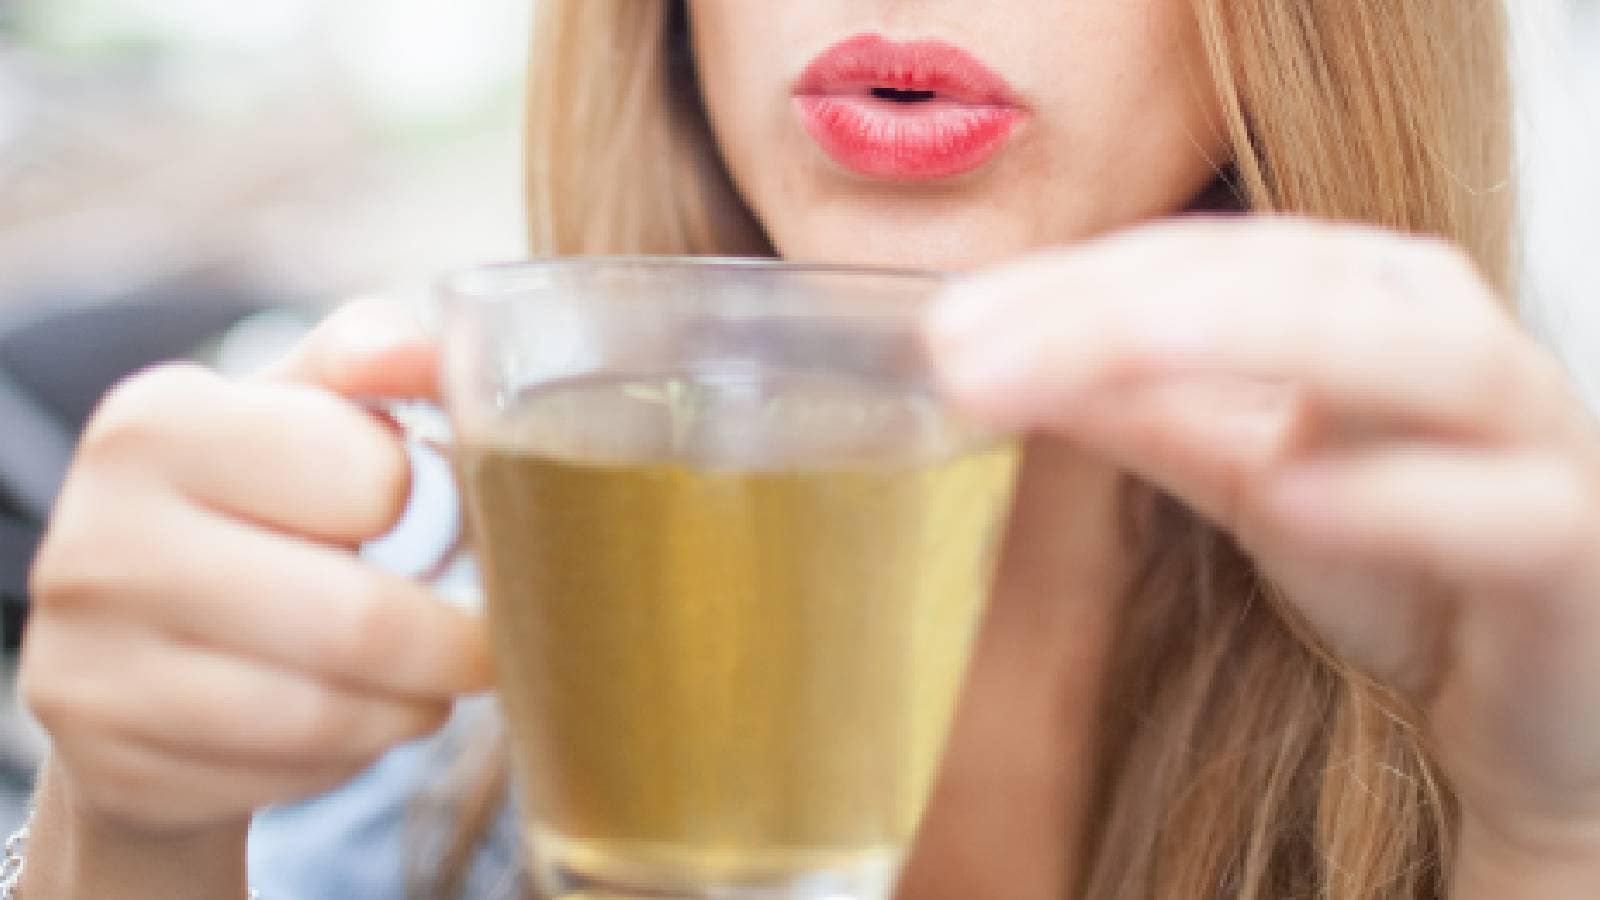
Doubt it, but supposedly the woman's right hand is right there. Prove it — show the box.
[17,301,494,837]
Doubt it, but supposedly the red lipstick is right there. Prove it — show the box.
[794,34,1027,182]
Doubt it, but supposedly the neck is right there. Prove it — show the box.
[898,435,1129,899]
[992,435,1128,608]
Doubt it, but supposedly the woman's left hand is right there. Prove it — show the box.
[924,217,1600,887]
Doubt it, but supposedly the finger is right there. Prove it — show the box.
[1023,376,1310,537]
[925,220,1551,439]
[33,495,494,699]
[256,297,439,398]
[55,735,388,832]
[25,616,451,770]
[1101,264,1543,438]
[1076,377,1304,474]
[1256,449,1597,584]
[76,363,411,545]
[1074,379,1596,582]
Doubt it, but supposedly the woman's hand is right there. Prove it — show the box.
[924,218,1600,889]
[18,301,493,841]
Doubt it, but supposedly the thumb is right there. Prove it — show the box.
[255,298,439,399]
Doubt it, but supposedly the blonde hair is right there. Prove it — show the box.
[522,0,768,256]
[433,1,1517,897]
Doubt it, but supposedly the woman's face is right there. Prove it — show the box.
[689,0,1229,269]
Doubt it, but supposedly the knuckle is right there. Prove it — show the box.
[1401,233,1473,280]
[326,579,411,677]
[1456,325,1570,435]
[1447,314,1521,408]
[1404,232,1461,262]
[16,620,76,719]
[80,362,217,459]
[28,478,177,611]
[29,517,119,608]
[1523,348,1574,399]
[1456,303,1510,357]
[285,688,359,748]
[16,653,69,727]
[26,531,78,607]
[1409,237,1503,310]
[1517,351,1582,435]
[1460,329,1512,393]
[18,635,114,738]
[1527,464,1598,574]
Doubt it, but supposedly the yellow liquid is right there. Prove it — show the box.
[459,375,1016,890]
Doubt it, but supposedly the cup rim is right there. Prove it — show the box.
[437,255,949,303]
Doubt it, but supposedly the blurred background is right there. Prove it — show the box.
[0,0,530,324]
[0,0,1596,835]
[0,0,534,832]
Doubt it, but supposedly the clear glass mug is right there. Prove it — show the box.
[435,258,1019,900]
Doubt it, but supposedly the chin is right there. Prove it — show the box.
[766,200,1062,272]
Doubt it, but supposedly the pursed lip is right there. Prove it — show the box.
[792,33,1028,182]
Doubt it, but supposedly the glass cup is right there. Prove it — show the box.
[435,258,1019,900]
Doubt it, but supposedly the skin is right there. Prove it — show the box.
[18,0,1600,896]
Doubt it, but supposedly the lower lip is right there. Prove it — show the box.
[795,96,1024,182]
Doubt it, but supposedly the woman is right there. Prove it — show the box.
[13,0,1600,897]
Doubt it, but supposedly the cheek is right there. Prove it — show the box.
[1035,6,1230,215]
[687,0,785,202]
[1012,0,1231,227]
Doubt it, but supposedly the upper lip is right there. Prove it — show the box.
[794,33,1024,108]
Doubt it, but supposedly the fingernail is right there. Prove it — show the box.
[927,282,1010,348]
[926,284,1051,422]
[339,301,430,358]
[930,317,1039,411]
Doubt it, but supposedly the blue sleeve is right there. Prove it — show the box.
[247,697,529,900]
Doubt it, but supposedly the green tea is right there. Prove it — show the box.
[459,375,1016,889]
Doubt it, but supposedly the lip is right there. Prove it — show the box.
[793,34,1028,182]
